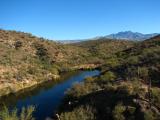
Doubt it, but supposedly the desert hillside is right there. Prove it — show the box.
[58,35,160,120]
[0,29,134,96]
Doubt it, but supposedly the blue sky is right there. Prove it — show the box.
[0,0,160,40]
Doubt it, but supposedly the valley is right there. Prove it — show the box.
[0,29,160,120]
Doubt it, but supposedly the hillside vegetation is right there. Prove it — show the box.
[72,38,133,60]
[1,29,159,120]
[0,29,134,96]
[58,35,160,120]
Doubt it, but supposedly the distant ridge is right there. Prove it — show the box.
[105,31,159,41]
[58,31,159,44]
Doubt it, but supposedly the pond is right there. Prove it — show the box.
[0,70,100,120]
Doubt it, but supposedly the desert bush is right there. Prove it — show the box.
[105,57,120,68]
[101,71,116,83]
[112,103,125,120]
[138,67,149,80]
[151,88,160,107]
[34,43,49,61]
[60,105,96,120]
[66,82,101,98]
[0,105,35,120]
[127,56,139,65]
[143,110,154,120]
[14,41,22,50]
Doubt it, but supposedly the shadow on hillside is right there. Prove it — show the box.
[58,89,144,120]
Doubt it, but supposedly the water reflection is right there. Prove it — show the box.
[0,71,80,108]
[0,70,100,120]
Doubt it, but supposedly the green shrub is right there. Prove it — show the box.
[138,67,149,80]
[112,103,126,120]
[151,88,160,107]
[127,106,136,115]
[34,43,49,61]
[14,41,23,50]
[143,110,154,120]
[0,105,35,120]
[127,56,139,65]
[101,71,116,82]
[60,105,96,120]
[105,57,120,68]
[66,82,101,98]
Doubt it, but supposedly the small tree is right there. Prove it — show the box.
[14,41,22,50]
[35,44,49,62]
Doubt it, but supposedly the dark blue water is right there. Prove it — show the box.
[0,70,100,120]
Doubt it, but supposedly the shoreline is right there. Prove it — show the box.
[0,64,101,98]
[0,74,60,97]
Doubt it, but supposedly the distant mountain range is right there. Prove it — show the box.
[58,31,159,44]
[105,31,159,41]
